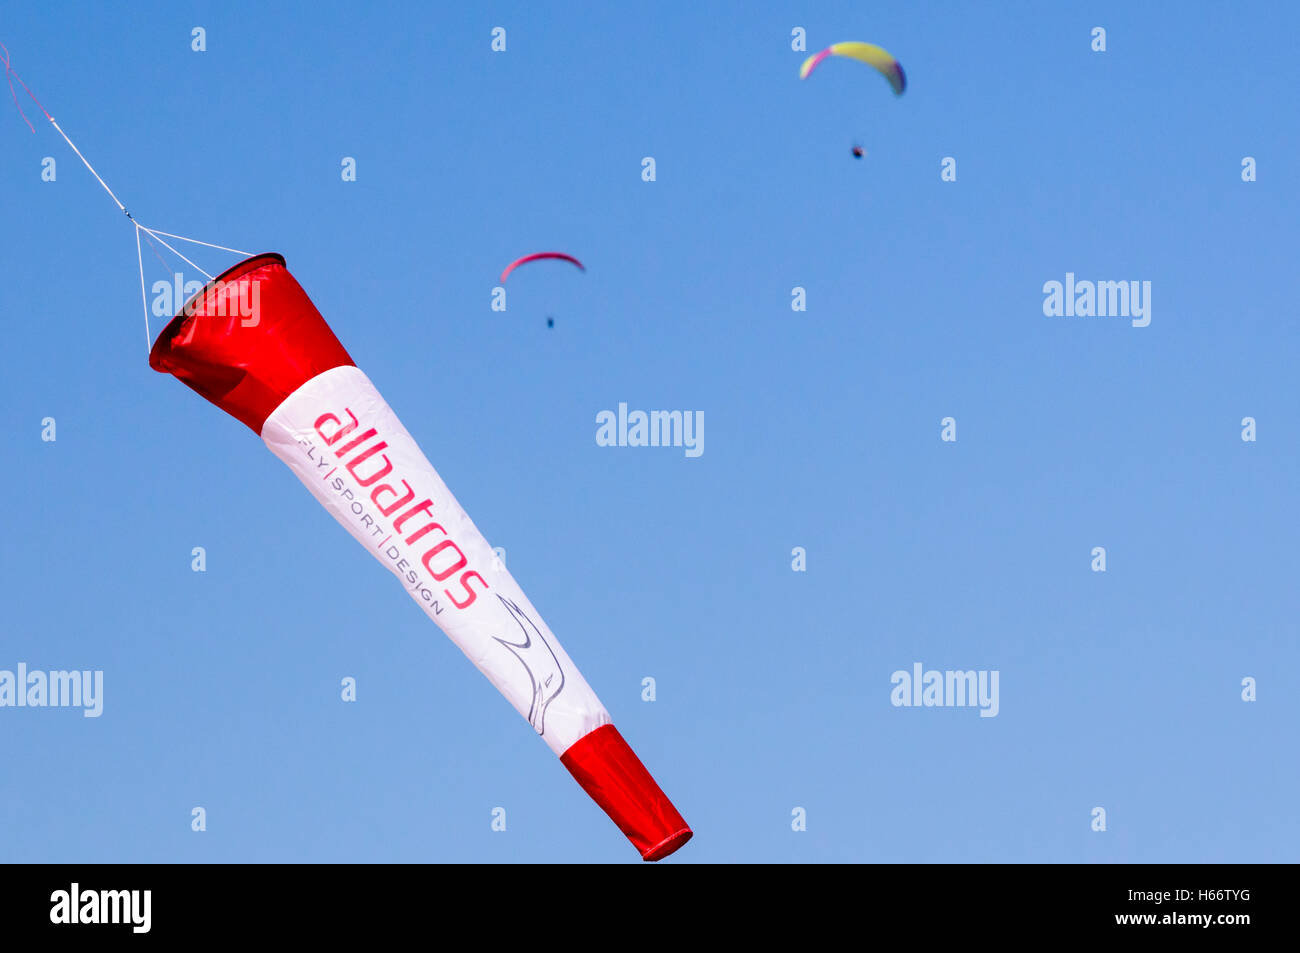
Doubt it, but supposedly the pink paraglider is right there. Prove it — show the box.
[499,252,585,284]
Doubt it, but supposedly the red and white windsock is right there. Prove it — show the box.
[150,254,692,861]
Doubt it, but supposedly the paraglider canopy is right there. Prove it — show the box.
[799,42,906,95]
[499,252,585,284]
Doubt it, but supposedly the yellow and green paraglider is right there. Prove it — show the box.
[799,42,906,95]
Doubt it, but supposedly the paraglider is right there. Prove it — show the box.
[4,44,692,861]
[800,42,905,160]
[499,252,585,284]
[500,253,584,331]
[799,41,906,95]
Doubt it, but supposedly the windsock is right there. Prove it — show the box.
[150,253,692,861]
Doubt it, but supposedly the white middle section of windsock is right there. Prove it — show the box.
[261,364,609,754]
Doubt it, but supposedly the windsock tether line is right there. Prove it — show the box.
[2,42,249,351]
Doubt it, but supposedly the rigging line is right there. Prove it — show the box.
[0,42,49,133]
[139,227,172,276]
[6,44,247,270]
[138,226,214,280]
[3,43,132,219]
[49,117,132,217]
[5,41,247,355]
[137,228,251,258]
[135,225,150,353]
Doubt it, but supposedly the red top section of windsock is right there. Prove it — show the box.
[560,724,693,861]
[149,254,354,434]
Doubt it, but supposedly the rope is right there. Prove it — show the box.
[135,225,150,351]
[137,229,179,353]
[1,45,131,216]
[0,42,52,132]
[4,42,256,353]
[139,228,172,275]
[139,228,251,257]
[138,227,214,280]
[49,118,132,217]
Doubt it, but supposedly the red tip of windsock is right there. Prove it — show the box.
[149,254,355,435]
[560,724,692,861]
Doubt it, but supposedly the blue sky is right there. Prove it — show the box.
[1,1,1296,862]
